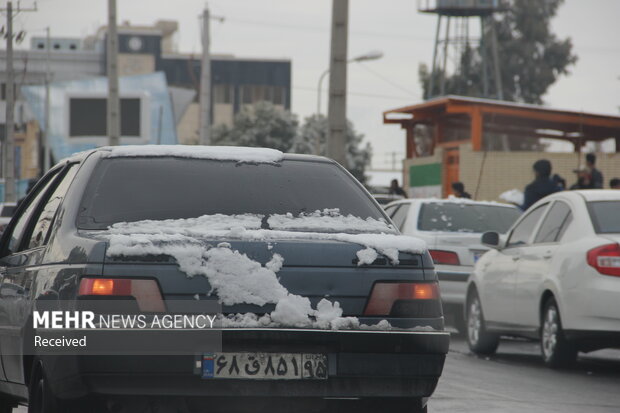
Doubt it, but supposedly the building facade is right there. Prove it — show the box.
[0,19,292,176]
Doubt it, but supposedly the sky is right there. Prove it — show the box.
[13,0,620,169]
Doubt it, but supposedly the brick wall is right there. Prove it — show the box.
[403,144,620,202]
[459,145,620,201]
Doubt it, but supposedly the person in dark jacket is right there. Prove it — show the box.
[451,182,471,199]
[586,153,604,189]
[389,179,408,198]
[551,174,567,190]
[610,178,620,189]
[520,159,561,211]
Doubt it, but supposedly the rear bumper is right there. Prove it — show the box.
[44,328,449,400]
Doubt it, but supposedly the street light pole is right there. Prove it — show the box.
[199,6,211,146]
[327,0,349,167]
[317,50,383,117]
[43,27,51,173]
[315,50,383,155]
[107,0,120,146]
[4,1,16,202]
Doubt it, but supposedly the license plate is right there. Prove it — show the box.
[202,352,328,380]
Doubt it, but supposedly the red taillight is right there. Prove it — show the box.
[587,243,620,277]
[364,282,439,316]
[429,250,460,265]
[78,278,166,312]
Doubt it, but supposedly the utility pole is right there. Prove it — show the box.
[1,1,36,201]
[489,18,503,100]
[4,1,16,202]
[199,6,211,145]
[107,0,120,146]
[327,0,349,166]
[43,26,51,172]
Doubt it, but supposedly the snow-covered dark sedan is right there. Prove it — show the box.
[0,146,448,413]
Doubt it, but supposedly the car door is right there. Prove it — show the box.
[514,200,573,328]
[0,164,77,384]
[480,204,548,327]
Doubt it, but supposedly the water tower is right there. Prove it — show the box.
[418,0,507,99]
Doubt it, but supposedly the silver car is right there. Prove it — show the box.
[385,198,521,332]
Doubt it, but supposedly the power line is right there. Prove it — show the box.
[223,17,433,42]
[356,62,420,98]
[223,17,620,55]
[292,85,413,101]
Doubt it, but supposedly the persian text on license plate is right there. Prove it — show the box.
[202,352,328,380]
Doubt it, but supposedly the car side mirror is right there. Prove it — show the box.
[481,231,501,249]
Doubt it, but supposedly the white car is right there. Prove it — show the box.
[384,198,521,331]
[466,190,620,368]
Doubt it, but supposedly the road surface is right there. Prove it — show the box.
[14,334,620,412]
[430,334,620,412]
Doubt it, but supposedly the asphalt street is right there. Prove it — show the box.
[430,334,620,412]
[13,334,620,412]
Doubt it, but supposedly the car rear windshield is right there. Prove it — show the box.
[78,157,385,229]
[418,202,521,233]
[588,201,620,234]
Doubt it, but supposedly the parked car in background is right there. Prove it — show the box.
[0,146,448,413]
[372,193,404,206]
[0,202,17,233]
[466,190,620,368]
[384,198,521,332]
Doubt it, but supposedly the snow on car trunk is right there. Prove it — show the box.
[105,211,428,330]
[102,145,284,163]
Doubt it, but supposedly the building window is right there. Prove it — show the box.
[241,85,253,105]
[214,84,232,105]
[273,86,286,106]
[68,97,141,137]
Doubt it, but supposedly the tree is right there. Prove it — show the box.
[419,0,577,104]
[293,114,372,185]
[212,101,298,152]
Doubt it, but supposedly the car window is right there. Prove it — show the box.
[384,204,399,218]
[79,158,386,229]
[418,202,521,233]
[534,201,572,244]
[506,204,547,247]
[587,201,620,234]
[390,204,410,231]
[2,170,61,255]
[26,165,79,250]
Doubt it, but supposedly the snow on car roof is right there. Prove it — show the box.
[101,145,284,163]
[389,196,516,208]
[571,189,620,202]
